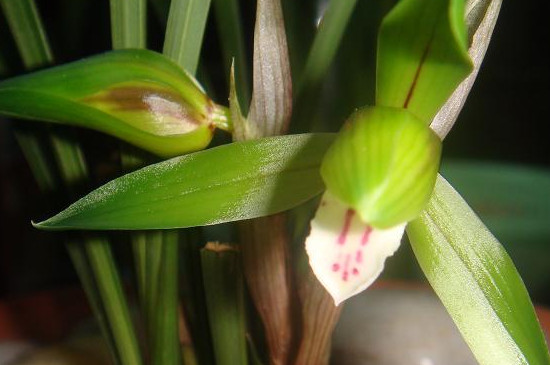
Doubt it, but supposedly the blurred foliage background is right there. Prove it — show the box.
[1,0,549,305]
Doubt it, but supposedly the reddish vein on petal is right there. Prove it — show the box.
[360,226,373,246]
[337,209,355,245]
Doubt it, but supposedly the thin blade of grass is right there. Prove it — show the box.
[201,243,248,365]
[109,0,147,49]
[3,3,142,364]
[1,0,57,191]
[212,0,250,109]
[151,230,181,365]
[109,3,182,364]
[163,0,212,74]
[296,0,358,97]
[0,0,52,68]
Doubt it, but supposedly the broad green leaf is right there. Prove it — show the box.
[0,49,230,157]
[407,176,550,365]
[35,133,335,230]
[377,0,473,123]
[321,106,441,228]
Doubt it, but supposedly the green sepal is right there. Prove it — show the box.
[0,49,229,157]
[321,106,441,228]
[34,133,335,231]
[377,0,473,123]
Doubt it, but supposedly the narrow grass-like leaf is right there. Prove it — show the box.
[248,0,293,137]
[85,237,143,365]
[3,3,141,365]
[213,0,250,106]
[151,231,181,365]
[0,49,230,157]
[407,176,550,365]
[0,0,53,68]
[163,0,212,74]
[201,243,248,365]
[1,0,57,190]
[35,133,334,230]
[297,0,358,96]
[431,0,502,139]
[109,0,146,49]
[377,0,473,123]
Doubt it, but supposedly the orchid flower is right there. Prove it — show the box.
[305,106,442,305]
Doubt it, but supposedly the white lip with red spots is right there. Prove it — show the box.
[305,191,406,306]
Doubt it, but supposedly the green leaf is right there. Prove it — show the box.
[201,244,248,365]
[407,176,550,365]
[212,0,250,107]
[35,133,335,230]
[321,106,441,228]
[163,0,212,75]
[377,0,473,123]
[0,49,229,157]
[297,0,358,96]
[0,0,53,69]
[109,0,146,49]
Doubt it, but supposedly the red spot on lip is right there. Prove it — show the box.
[361,226,373,246]
[342,254,351,281]
[337,209,355,245]
[332,263,340,272]
[352,268,359,275]
[355,250,363,263]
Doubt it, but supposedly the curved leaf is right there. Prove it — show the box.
[377,0,473,123]
[35,133,335,230]
[407,176,550,365]
[0,49,229,157]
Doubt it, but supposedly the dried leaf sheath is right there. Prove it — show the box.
[248,0,292,137]
[239,215,293,365]
[294,260,342,365]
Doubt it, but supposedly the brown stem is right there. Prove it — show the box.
[239,214,293,365]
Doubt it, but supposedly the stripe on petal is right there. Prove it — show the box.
[305,191,406,305]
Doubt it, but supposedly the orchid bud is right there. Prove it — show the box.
[0,49,230,157]
[321,106,441,229]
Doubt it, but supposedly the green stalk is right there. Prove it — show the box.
[0,0,53,68]
[201,243,248,365]
[212,0,250,109]
[296,0,358,97]
[109,0,146,49]
[109,3,182,365]
[151,231,181,365]
[50,132,143,365]
[3,2,142,364]
[163,0,212,74]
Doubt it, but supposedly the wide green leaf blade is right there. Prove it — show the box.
[35,133,335,230]
[407,176,550,365]
[377,0,473,123]
[0,49,228,157]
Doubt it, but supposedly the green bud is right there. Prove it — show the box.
[321,106,441,228]
[0,49,230,157]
